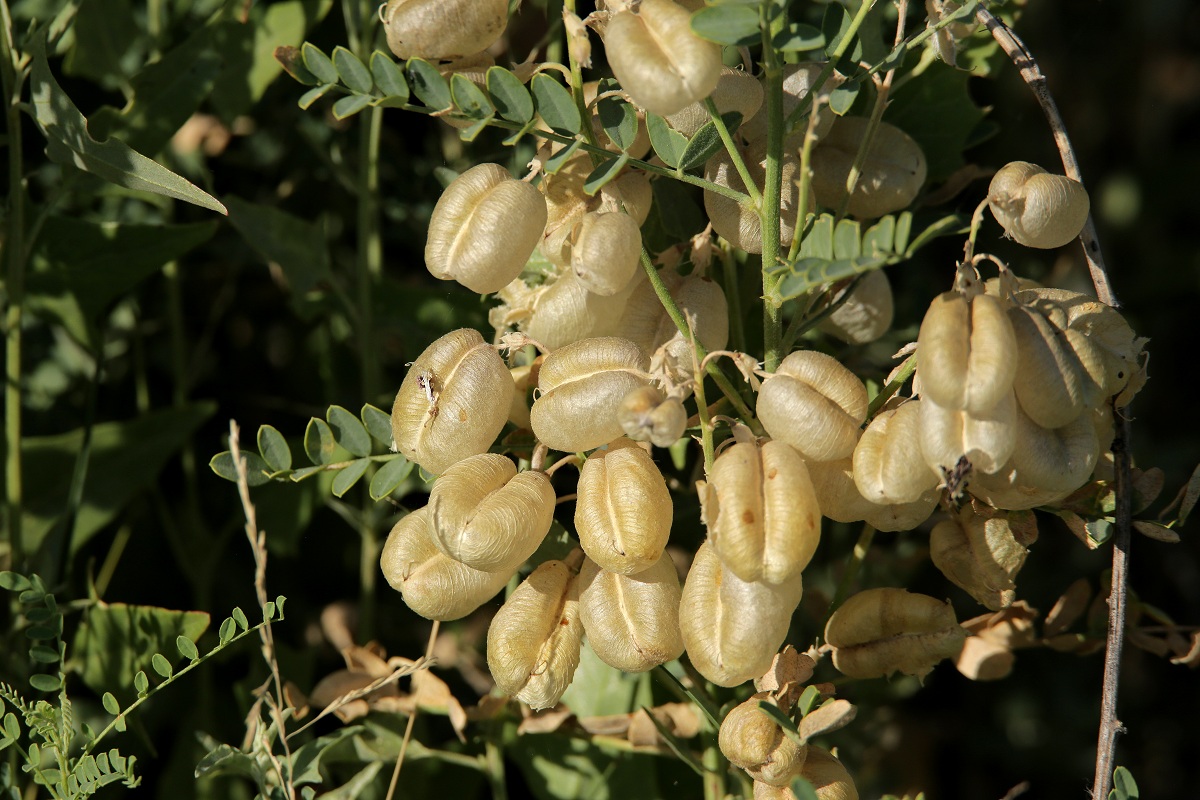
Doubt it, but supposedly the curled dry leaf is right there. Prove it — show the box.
[929,502,1037,610]
[1169,632,1200,668]
[825,588,966,680]
[955,601,1039,681]
[755,645,816,704]
[719,693,808,787]
[797,698,856,741]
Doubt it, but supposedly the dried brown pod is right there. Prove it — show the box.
[380,508,513,621]
[988,161,1090,249]
[720,693,808,787]
[577,552,684,672]
[486,559,583,710]
[918,390,1017,478]
[817,270,895,345]
[425,163,547,294]
[852,401,940,505]
[1007,296,1106,428]
[824,587,966,680]
[929,502,1037,610]
[530,336,651,452]
[756,350,869,462]
[391,328,515,475]
[571,211,643,296]
[701,439,822,584]
[666,66,764,137]
[704,141,804,254]
[618,385,688,447]
[810,118,927,219]
[428,453,556,573]
[916,289,1018,415]
[382,0,508,61]
[679,541,804,687]
[603,0,722,116]
[575,438,673,574]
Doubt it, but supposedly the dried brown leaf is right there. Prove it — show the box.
[518,705,575,735]
[1043,578,1091,638]
[1043,632,1103,655]
[955,635,1015,681]
[1133,520,1180,543]
[1133,467,1165,513]
[797,699,856,741]
[320,602,357,652]
[1169,632,1200,668]
[1127,629,1172,658]
[754,645,816,707]
[577,713,632,737]
[627,708,660,747]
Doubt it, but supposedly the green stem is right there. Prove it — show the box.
[701,734,725,800]
[867,354,917,418]
[783,0,878,135]
[963,197,990,261]
[718,246,745,354]
[785,105,822,265]
[834,80,891,221]
[2,0,25,568]
[705,97,760,208]
[760,7,786,372]
[562,0,603,155]
[484,736,508,800]
[827,523,876,619]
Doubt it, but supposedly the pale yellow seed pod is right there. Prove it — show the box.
[806,456,873,525]
[541,157,598,266]
[852,401,940,505]
[817,269,895,345]
[862,489,939,533]
[380,508,513,621]
[425,163,548,294]
[742,63,844,148]
[523,268,645,349]
[1007,298,1106,428]
[383,0,508,61]
[603,0,722,116]
[824,587,966,680]
[391,328,515,475]
[577,552,684,672]
[702,440,822,584]
[1007,403,1100,496]
[575,439,673,574]
[428,454,556,573]
[618,386,688,448]
[719,693,808,787]
[929,502,1037,610]
[571,211,643,296]
[810,118,927,219]
[508,364,534,430]
[988,161,1090,249]
[799,747,860,800]
[619,270,730,385]
[757,350,869,462]
[666,67,764,137]
[705,142,804,254]
[916,290,1018,415]
[679,541,804,687]
[530,337,651,452]
[606,170,654,225]
[486,559,582,710]
[918,390,1017,477]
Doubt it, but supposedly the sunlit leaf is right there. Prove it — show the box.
[645,113,687,169]
[257,425,292,472]
[532,74,581,135]
[690,5,760,46]
[487,66,533,123]
[369,456,414,501]
[332,46,372,94]
[407,58,451,110]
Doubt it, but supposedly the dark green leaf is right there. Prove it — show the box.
[72,603,208,692]
[777,255,888,301]
[332,46,372,93]
[134,671,149,695]
[176,635,200,662]
[407,58,451,110]
[822,2,863,64]
[298,83,335,110]
[597,96,638,152]
[756,700,803,743]
[331,458,371,498]
[583,154,629,196]
[832,219,862,259]
[3,712,19,741]
[257,426,292,473]
[0,572,31,592]
[690,5,761,46]
[789,776,821,800]
[209,451,273,487]
[101,692,120,715]
[450,74,493,119]
[458,118,491,143]
[486,66,533,123]
[225,196,332,298]
[232,607,250,631]
[290,726,366,785]
[678,112,743,171]
[327,406,371,457]
[544,139,583,174]
[1110,766,1139,800]
[645,113,688,169]
[302,43,338,85]
[25,625,57,641]
[885,62,986,182]
[361,404,393,447]
[29,674,61,693]
[369,455,414,501]
[218,618,237,644]
[827,79,860,115]
[195,743,261,780]
[371,51,409,102]
[304,418,337,465]
[773,23,826,52]
[531,74,581,135]
[29,645,60,664]
[62,0,139,85]
[332,94,372,119]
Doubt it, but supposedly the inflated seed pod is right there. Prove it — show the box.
[508,364,535,430]
[810,118,927,219]
[701,440,822,584]
[606,170,654,225]
[618,386,688,447]
[852,401,940,505]
[382,0,508,61]
[428,454,556,573]
[577,552,684,672]
[575,439,673,574]
[541,157,595,266]
[617,270,729,386]
[486,559,582,710]
[817,269,895,345]
[1007,297,1107,428]
[391,328,515,475]
[603,0,722,116]
[862,489,940,533]
[742,63,844,148]
[425,164,548,294]
[705,142,803,254]
[571,211,643,296]
[530,337,651,452]
[523,268,645,350]
[720,693,808,787]
[988,161,1090,249]
[380,508,513,621]
[918,390,1017,478]
[929,502,1037,610]
[805,456,873,525]
[798,746,859,800]
[757,350,869,462]
[666,66,764,137]
[679,541,804,687]
[824,587,966,680]
[916,289,1018,415]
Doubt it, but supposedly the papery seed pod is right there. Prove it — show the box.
[428,453,556,573]
[719,693,808,787]
[666,66,764,137]
[508,363,535,430]
[571,211,643,296]
[757,350,868,462]
[619,270,730,381]
[988,161,1090,249]
[618,385,688,447]
[380,508,513,621]
[862,489,940,533]
[852,401,940,505]
[798,746,860,800]
[425,163,548,294]
[817,270,895,345]
[522,268,645,350]
[701,440,822,584]
[918,390,1017,478]
[530,337,651,452]
[810,118,927,219]
[486,558,582,710]
[930,501,1037,610]
[578,552,684,671]
[806,455,939,532]
[824,587,966,680]
[603,0,722,116]
[391,328,515,475]
[742,63,844,148]
[679,541,804,687]
[917,289,1018,415]
[541,157,598,266]
[705,142,805,254]
[575,438,673,574]
[605,170,654,225]
[382,0,508,61]
[1007,298,1106,428]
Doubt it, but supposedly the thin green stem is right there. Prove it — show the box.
[484,736,508,800]
[701,734,725,800]
[781,273,865,352]
[718,246,745,353]
[760,7,786,372]
[785,104,823,266]
[705,97,760,208]
[827,523,876,619]
[784,0,879,135]
[562,0,602,156]
[963,197,990,262]
[834,80,891,221]
[867,354,916,418]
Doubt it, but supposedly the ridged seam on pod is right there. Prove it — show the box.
[603,0,722,117]
[428,453,556,573]
[916,289,1018,415]
[530,336,651,452]
[702,439,822,584]
[379,508,514,621]
[1007,297,1107,428]
[810,118,928,219]
[577,552,684,672]
[575,438,673,574]
[571,211,643,296]
[719,693,808,787]
[824,587,966,680]
[918,390,1017,478]
[391,328,515,475]
[852,400,940,505]
[383,0,508,61]
[486,558,583,710]
[425,163,548,294]
[988,161,1090,249]
[756,350,869,462]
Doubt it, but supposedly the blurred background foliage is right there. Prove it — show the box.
[1,0,1198,797]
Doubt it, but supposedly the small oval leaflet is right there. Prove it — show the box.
[257,424,292,472]
[332,46,373,94]
[304,417,337,465]
[371,51,409,102]
[232,607,250,631]
[134,670,149,695]
[360,403,393,447]
[332,457,371,497]
[102,692,120,715]
[328,405,371,457]
[177,635,200,662]
[29,673,62,692]
[407,58,452,111]
[370,455,414,500]
[151,653,174,678]
[301,43,338,85]
[487,66,533,124]
[531,74,582,135]
[218,618,237,644]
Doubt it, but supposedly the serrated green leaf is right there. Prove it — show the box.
[332,46,372,94]
[531,74,581,135]
[298,82,335,110]
[302,43,338,85]
[369,455,414,500]
[29,674,61,692]
[327,406,371,457]
[407,58,451,110]
[583,154,629,196]
[0,572,31,592]
[332,94,372,120]
[645,113,687,169]
[597,96,638,152]
[450,73,493,119]
[690,5,761,46]
[29,645,60,664]
[544,138,583,174]
[134,671,148,694]
[101,692,120,715]
[773,22,826,52]
[677,112,743,171]
[151,654,173,678]
[209,451,272,487]
[257,426,292,472]
[370,51,408,102]
[232,607,250,631]
[486,66,533,123]
[176,635,200,662]
[827,79,860,115]
[331,458,371,498]
[777,255,887,301]
[304,418,337,465]
[361,404,393,447]
[218,618,237,644]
